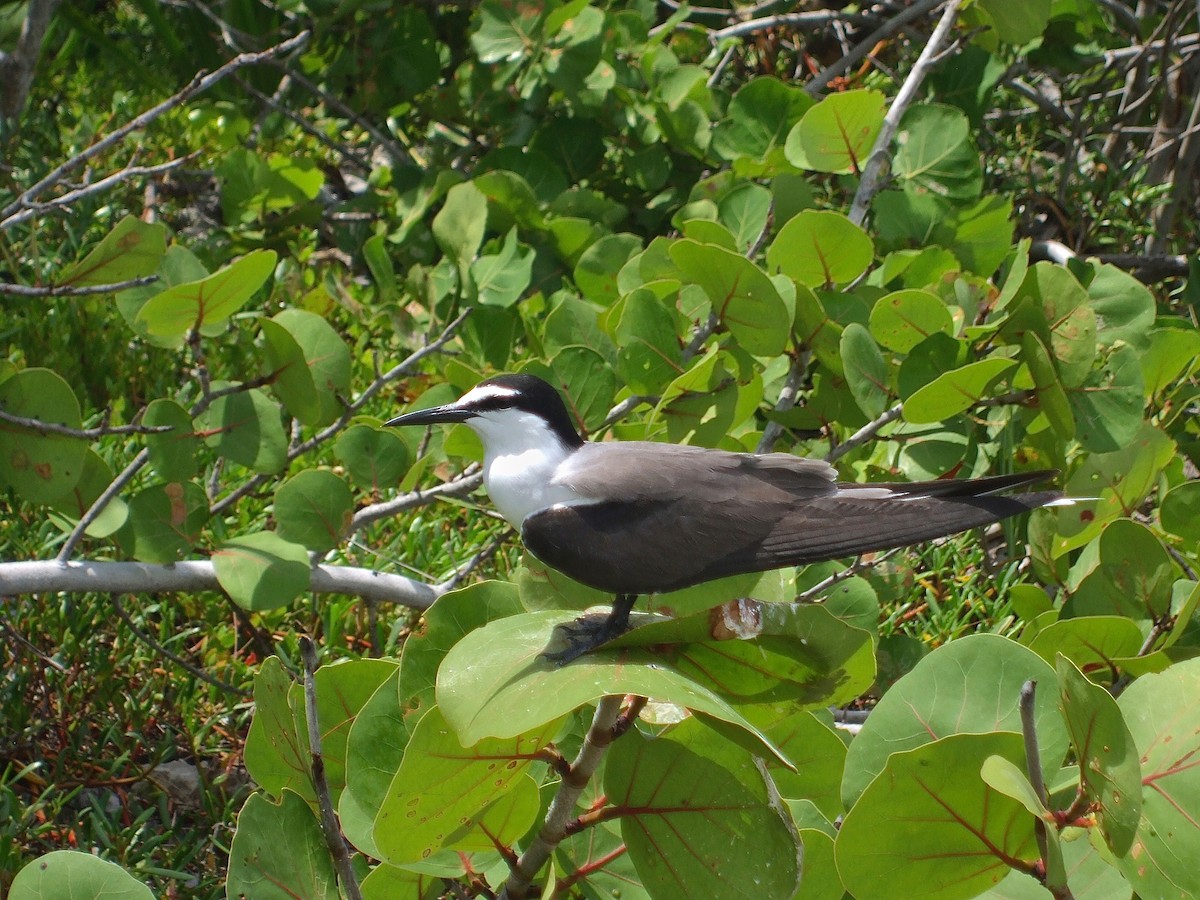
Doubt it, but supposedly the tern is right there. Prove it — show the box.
[386,374,1065,663]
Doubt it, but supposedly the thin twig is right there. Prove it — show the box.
[57,449,150,563]
[825,402,903,463]
[1019,680,1053,879]
[757,354,808,454]
[796,549,900,601]
[0,408,172,439]
[300,637,364,900]
[499,695,626,899]
[848,0,964,225]
[0,31,310,227]
[0,274,159,296]
[806,0,943,97]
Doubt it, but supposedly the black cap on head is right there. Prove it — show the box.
[473,374,584,448]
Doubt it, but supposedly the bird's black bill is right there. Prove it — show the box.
[384,404,473,427]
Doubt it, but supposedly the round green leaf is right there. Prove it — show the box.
[261,317,320,425]
[893,103,982,202]
[670,239,790,355]
[144,398,201,481]
[1055,655,1142,856]
[837,732,1036,900]
[47,447,128,537]
[340,668,406,858]
[786,89,885,174]
[612,289,683,394]
[902,357,1017,424]
[194,385,287,474]
[124,481,208,563]
[1116,658,1200,899]
[605,717,801,900]
[711,75,815,168]
[1027,616,1143,677]
[226,791,339,900]
[213,531,312,611]
[574,232,641,305]
[273,469,353,552]
[373,705,559,865]
[1162,481,1200,541]
[269,309,352,426]
[334,424,410,491]
[135,249,277,344]
[767,209,874,288]
[869,289,954,353]
[840,322,890,419]
[0,368,86,504]
[842,634,1068,807]
[470,227,534,307]
[9,850,154,900]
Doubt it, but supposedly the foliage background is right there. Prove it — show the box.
[1,0,1199,898]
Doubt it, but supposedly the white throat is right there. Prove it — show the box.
[466,409,582,526]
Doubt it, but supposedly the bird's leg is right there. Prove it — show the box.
[544,593,639,665]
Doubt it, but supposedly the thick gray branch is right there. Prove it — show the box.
[0,0,61,125]
[0,559,442,608]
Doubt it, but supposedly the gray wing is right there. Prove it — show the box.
[551,441,840,504]
[524,451,1059,595]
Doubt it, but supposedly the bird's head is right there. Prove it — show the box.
[385,374,584,454]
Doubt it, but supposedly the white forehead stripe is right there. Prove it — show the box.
[462,383,518,403]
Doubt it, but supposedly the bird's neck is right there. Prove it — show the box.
[470,412,582,526]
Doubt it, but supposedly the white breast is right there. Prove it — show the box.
[465,408,585,526]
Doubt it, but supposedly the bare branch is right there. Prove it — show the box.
[848,0,964,225]
[499,695,627,899]
[57,449,151,563]
[0,408,172,439]
[825,402,903,463]
[0,30,310,226]
[0,559,442,608]
[299,637,365,900]
[806,0,944,97]
[0,0,62,124]
[0,275,159,297]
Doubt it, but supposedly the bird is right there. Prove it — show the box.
[386,373,1067,663]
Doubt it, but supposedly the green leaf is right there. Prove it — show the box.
[902,357,1017,424]
[1141,326,1200,398]
[339,669,405,858]
[894,104,982,202]
[1161,480,1200,541]
[9,850,154,899]
[838,732,1037,900]
[470,227,534,307]
[124,481,208,563]
[194,386,287,473]
[1027,616,1143,678]
[135,249,277,344]
[670,239,790,355]
[432,181,487,274]
[575,233,643,306]
[1022,331,1074,440]
[972,0,1051,45]
[1116,658,1200,899]
[435,610,788,761]
[373,705,559,865]
[550,346,617,434]
[334,424,410,491]
[363,233,397,303]
[265,309,352,426]
[746,706,847,818]
[472,0,544,63]
[766,209,874,288]
[605,717,801,900]
[1087,263,1156,349]
[786,89,884,174]
[0,368,86,504]
[213,531,312,611]
[840,322,890,418]
[711,75,814,169]
[842,634,1068,807]
[144,398,201,481]
[273,469,353,553]
[47,448,128,537]
[612,289,683,394]
[59,215,168,287]
[1054,655,1141,855]
[226,791,339,900]
[1066,344,1144,453]
[868,288,954,353]
[1065,519,1174,620]
[717,181,772,253]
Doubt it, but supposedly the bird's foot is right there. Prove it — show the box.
[544,595,637,666]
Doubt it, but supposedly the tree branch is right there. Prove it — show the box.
[499,695,627,899]
[0,275,160,297]
[0,559,443,608]
[848,0,964,225]
[299,637,365,900]
[0,30,310,228]
[0,0,61,125]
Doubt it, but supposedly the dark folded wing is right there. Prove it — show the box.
[522,475,1061,595]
